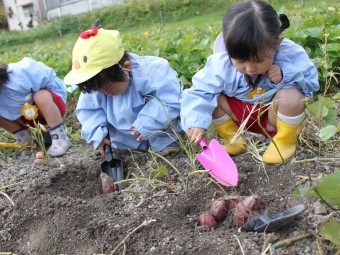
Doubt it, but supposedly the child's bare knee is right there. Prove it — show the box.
[276,88,305,114]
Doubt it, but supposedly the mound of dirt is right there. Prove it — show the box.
[0,142,338,254]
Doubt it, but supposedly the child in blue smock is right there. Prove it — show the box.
[181,0,319,164]
[64,24,182,157]
[0,57,70,157]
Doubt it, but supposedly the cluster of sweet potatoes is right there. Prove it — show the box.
[198,191,265,230]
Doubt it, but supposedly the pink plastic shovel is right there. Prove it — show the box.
[196,138,238,186]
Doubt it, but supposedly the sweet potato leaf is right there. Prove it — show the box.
[293,170,340,207]
[319,221,340,246]
[151,165,168,178]
[319,125,337,141]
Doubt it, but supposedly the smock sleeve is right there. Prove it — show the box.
[130,57,183,140]
[76,92,108,149]
[274,40,319,96]
[180,53,234,132]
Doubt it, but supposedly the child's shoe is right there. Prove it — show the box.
[214,118,247,155]
[47,122,71,157]
[160,141,179,156]
[41,130,52,147]
[262,118,300,164]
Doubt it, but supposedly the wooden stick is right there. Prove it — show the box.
[234,236,246,255]
[0,191,14,206]
[294,157,340,163]
[111,219,157,254]
[261,233,276,254]
[272,233,313,250]
[318,212,339,229]
[0,180,27,191]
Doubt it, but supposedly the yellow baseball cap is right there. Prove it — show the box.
[64,28,124,85]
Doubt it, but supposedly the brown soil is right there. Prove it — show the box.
[0,136,339,254]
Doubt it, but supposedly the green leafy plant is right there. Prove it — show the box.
[318,221,340,251]
[150,165,168,178]
[301,29,339,151]
[293,169,340,208]
[27,120,49,165]
[293,170,340,251]
[306,95,339,142]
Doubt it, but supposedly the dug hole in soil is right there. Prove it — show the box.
[0,134,339,254]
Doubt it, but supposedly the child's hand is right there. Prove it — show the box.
[98,138,111,157]
[267,64,282,84]
[129,126,145,141]
[187,128,206,144]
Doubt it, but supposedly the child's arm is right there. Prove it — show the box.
[130,58,183,140]
[76,92,108,150]
[128,125,144,141]
[180,54,230,133]
[267,64,282,84]
[273,40,319,94]
[186,127,207,144]
[97,138,111,157]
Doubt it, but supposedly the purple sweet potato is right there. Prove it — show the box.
[100,173,116,195]
[199,212,217,230]
[210,198,227,222]
[232,195,265,227]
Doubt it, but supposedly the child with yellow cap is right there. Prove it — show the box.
[64,22,183,157]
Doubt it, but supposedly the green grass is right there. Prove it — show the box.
[0,1,338,89]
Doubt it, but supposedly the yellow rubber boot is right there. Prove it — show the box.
[214,118,247,155]
[262,118,300,164]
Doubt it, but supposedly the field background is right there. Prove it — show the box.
[0,0,339,91]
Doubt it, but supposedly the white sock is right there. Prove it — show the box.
[212,114,230,125]
[277,112,305,126]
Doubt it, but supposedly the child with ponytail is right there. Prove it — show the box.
[181,0,319,163]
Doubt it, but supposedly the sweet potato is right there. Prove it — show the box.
[212,190,225,199]
[232,195,265,227]
[36,151,44,159]
[199,212,217,230]
[100,172,116,194]
[210,198,227,222]
[228,199,239,210]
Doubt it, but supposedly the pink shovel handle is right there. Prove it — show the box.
[198,138,207,149]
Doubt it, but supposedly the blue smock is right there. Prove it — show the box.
[0,57,67,121]
[181,38,319,132]
[76,53,183,151]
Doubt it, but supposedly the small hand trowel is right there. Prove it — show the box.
[241,204,306,233]
[100,144,124,191]
[196,138,238,186]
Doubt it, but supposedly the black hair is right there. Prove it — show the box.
[222,0,290,61]
[77,51,130,93]
[0,64,9,89]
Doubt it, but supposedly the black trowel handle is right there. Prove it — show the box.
[103,144,113,162]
